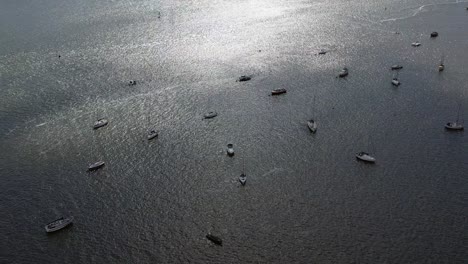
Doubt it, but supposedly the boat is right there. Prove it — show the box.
[147,130,158,140]
[411,42,421,47]
[206,233,223,245]
[93,119,108,129]
[271,88,287,95]
[338,67,348,78]
[445,104,464,131]
[237,75,251,82]
[307,119,317,133]
[128,80,137,86]
[430,32,438,38]
[391,65,403,70]
[318,50,327,55]
[438,56,445,72]
[391,78,400,86]
[239,173,246,185]
[227,143,234,156]
[204,111,218,119]
[356,152,376,163]
[45,216,74,233]
[88,161,105,171]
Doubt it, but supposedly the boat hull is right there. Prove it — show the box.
[445,123,464,130]
[307,121,317,133]
[93,119,108,129]
[45,217,74,233]
[204,112,218,119]
[356,153,376,163]
[271,89,287,95]
[88,161,105,171]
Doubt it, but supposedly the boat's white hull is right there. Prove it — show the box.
[356,154,376,163]
[88,161,105,171]
[93,119,108,129]
[227,149,234,156]
[307,121,317,133]
[147,131,158,140]
[392,80,400,86]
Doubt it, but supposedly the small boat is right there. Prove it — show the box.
[338,67,348,78]
[356,152,376,163]
[206,233,223,245]
[237,75,251,82]
[88,161,105,171]
[307,119,317,133]
[411,42,421,47]
[271,88,287,95]
[430,32,438,38]
[128,80,137,86]
[391,78,400,86]
[45,216,74,233]
[318,50,327,55]
[391,65,403,70]
[445,104,464,130]
[93,119,108,129]
[204,111,218,119]
[239,173,247,185]
[227,143,234,156]
[147,130,158,140]
[438,63,445,72]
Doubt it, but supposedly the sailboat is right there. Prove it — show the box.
[239,159,246,185]
[445,103,464,130]
[438,56,445,72]
[307,95,317,133]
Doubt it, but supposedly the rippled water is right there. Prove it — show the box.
[1,0,467,263]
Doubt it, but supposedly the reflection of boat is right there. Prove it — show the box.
[430,32,438,38]
[147,130,158,140]
[391,65,403,70]
[206,233,223,245]
[356,152,376,163]
[204,111,217,119]
[88,161,105,171]
[93,119,108,129]
[271,88,287,95]
[237,75,251,82]
[227,144,234,156]
[411,42,421,47]
[338,67,348,78]
[445,104,464,131]
[45,216,74,233]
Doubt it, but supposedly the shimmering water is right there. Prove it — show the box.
[1,0,467,263]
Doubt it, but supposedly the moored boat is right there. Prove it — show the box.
[204,111,218,119]
[307,119,317,133]
[88,161,105,171]
[338,67,348,78]
[411,42,421,47]
[391,78,400,86]
[271,88,287,95]
[430,32,438,38]
[237,75,251,82]
[239,173,247,185]
[391,65,403,70]
[45,216,74,233]
[206,233,223,245]
[445,122,463,130]
[356,152,376,163]
[227,144,234,156]
[93,119,108,129]
[147,130,159,140]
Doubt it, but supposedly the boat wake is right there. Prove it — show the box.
[380,1,468,23]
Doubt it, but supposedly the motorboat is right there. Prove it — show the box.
[147,130,158,140]
[227,144,234,156]
[411,42,421,47]
[307,119,317,133]
[88,161,105,171]
[430,32,438,38]
[271,88,287,95]
[239,173,247,185]
[318,50,327,55]
[237,75,251,82]
[356,152,376,163]
[338,67,348,78]
[206,233,223,245]
[204,111,218,119]
[45,216,74,233]
[391,78,400,86]
[445,122,463,130]
[93,119,108,129]
[391,65,403,70]
[438,63,444,72]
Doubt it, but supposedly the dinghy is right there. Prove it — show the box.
[239,173,247,185]
[206,233,223,245]
[391,78,400,86]
[88,161,105,171]
[227,144,234,156]
[307,119,317,133]
[391,65,403,70]
[430,32,438,38]
[338,67,348,78]
[356,152,376,163]
[147,130,159,140]
[45,216,73,233]
[93,119,108,129]
[271,88,287,95]
[237,75,251,82]
[445,122,463,130]
[438,63,445,72]
[411,42,421,47]
[204,111,218,119]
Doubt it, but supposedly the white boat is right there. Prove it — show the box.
[93,119,108,129]
[411,42,421,47]
[88,161,105,171]
[307,119,317,133]
[239,173,246,185]
[227,143,234,156]
[271,88,287,95]
[445,104,464,131]
[147,130,159,140]
[45,216,73,233]
[438,63,445,72]
[356,152,376,163]
[204,111,218,119]
[391,78,400,86]
[391,65,403,70]
[338,67,348,78]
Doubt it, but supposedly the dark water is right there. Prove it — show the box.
[1,0,467,263]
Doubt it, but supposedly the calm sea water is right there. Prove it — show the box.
[1,0,467,263]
